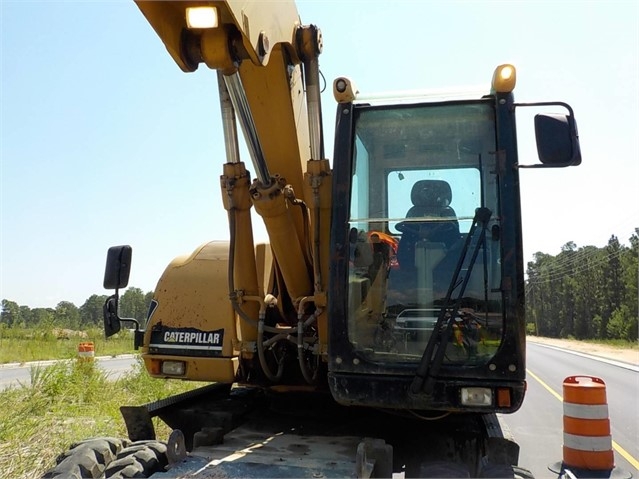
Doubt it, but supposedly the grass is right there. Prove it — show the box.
[0,327,135,364]
[581,337,639,349]
[0,358,204,479]
[528,333,638,350]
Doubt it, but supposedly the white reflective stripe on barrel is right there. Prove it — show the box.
[564,433,612,451]
[563,402,609,420]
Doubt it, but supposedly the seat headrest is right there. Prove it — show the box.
[410,180,452,207]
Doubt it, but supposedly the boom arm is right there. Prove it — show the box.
[136,0,314,193]
[136,1,332,378]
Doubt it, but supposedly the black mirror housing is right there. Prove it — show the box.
[104,245,132,290]
[103,295,122,338]
[534,113,582,167]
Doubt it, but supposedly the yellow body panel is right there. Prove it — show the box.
[142,240,278,382]
[142,241,239,377]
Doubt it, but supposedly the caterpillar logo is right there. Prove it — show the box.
[163,331,221,345]
[149,323,224,356]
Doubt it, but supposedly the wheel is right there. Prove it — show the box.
[480,464,535,478]
[104,441,168,478]
[41,437,168,479]
[42,437,128,479]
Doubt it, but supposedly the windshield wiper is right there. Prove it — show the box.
[410,207,492,396]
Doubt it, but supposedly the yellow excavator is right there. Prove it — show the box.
[44,1,581,478]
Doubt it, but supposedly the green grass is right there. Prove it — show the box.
[0,358,204,479]
[0,327,135,364]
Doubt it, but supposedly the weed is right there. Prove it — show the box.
[0,357,201,479]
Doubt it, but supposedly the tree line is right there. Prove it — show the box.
[2,231,638,341]
[1,288,153,330]
[526,231,638,341]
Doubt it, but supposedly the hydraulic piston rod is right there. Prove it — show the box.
[217,71,240,165]
[223,72,271,185]
[297,25,325,162]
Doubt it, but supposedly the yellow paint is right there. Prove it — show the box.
[526,368,639,471]
[221,162,260,342]
[145,241,238,358]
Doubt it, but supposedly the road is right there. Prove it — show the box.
[501,342,639,478]
[1,344,637,478]
[0,355,138,390]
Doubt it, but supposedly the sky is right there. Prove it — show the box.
[1,1,638,309]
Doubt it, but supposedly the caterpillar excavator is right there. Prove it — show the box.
[44,1,581,478]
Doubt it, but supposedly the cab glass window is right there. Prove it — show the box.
[347,101,503,366]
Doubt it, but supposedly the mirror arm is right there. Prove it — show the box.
[517,163,567,169]
[513,100,575,115]
[104,290,145,350]
[513,101,580,169]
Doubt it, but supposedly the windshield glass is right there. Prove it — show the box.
[347,101,503,366]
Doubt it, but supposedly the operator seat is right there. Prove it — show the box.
[396,179,460,269]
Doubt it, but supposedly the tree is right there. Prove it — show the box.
[54,301,80,329]
[143,291,155,327]
[119,287,147,322]
[1,300,22,328]
[571,246,605,339]
[31,308,55,327]
[19,305,33,327]
[605,235,623,307]
[144,291,154,308]
[525,232,637,342]
[80,294,109,327]
[622,230,638,333]
[606,305,636,341]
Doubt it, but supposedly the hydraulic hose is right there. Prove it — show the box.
[297,297,320,384]
[257,317,284,382]
[228,207,291,381]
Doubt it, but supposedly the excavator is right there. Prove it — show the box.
[44,1,581,478]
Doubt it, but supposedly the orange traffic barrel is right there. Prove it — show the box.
[549,376,630,478]
[77,342,95,361]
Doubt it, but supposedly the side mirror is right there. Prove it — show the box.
[102,245,142,346]
[104,245,132,290]
[515,101,582,169]
[103,295,122,338]
[535,113,581,166]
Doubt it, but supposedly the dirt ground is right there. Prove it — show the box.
[528,336,639,365]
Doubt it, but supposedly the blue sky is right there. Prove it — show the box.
[1,1,638,308]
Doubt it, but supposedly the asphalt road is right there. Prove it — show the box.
[501,342,639,478]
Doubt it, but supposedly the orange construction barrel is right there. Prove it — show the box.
[77,342,95,361]
[549,375,630,478]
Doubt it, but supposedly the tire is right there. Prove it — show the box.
[41,438,168,479]
[480,464,535,478]
[104,441,168,478]
[42,437,129,479]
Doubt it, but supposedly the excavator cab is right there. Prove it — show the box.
[327,72,580,412]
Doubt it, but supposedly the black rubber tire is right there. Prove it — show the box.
[42,437,129,479]
[480,464,535,478]
[104,440,168,478]
[513,466,535,479]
